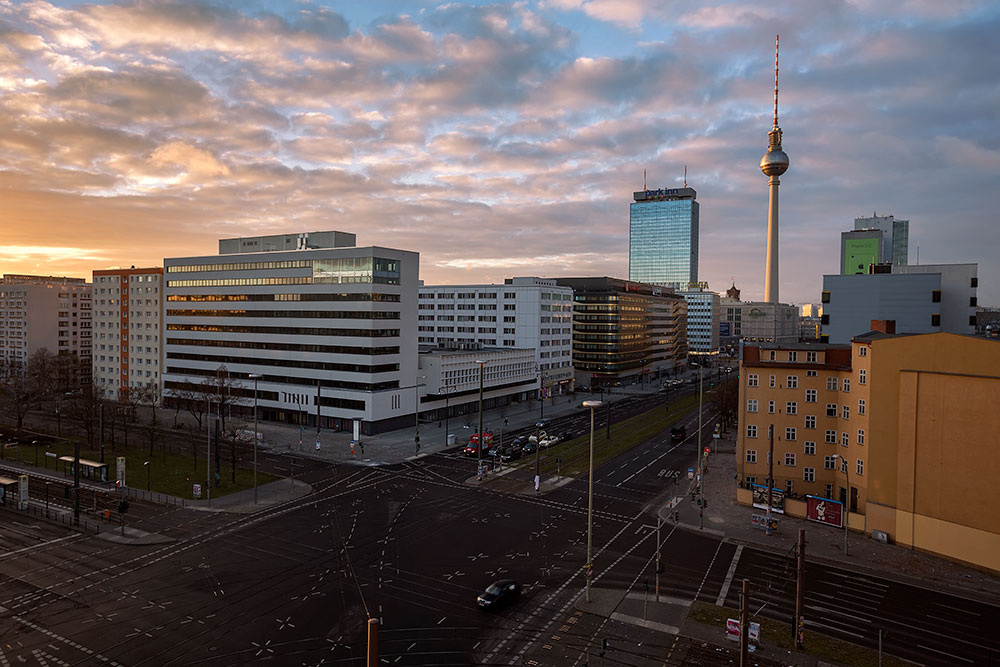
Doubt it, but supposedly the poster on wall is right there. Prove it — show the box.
[806,495,843,528]
[751,483,785,514]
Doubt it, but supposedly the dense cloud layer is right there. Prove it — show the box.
[0,0,997,306]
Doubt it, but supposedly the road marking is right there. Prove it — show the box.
[934,602,980,616]
[716,545,743,606]
[0,534,81,561]
[694,540,723,602]
[803,618,863,639]
[917,644,974,663]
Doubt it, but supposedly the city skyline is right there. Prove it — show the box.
[1,1,997,306]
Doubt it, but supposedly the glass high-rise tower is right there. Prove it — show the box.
[629,186,699,289]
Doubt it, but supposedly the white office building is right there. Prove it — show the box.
[417,277,575,395]
[92,267,163,401]
[162,233,419,435]
[679,285,720,355]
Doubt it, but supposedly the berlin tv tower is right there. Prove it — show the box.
[761,35,789,304]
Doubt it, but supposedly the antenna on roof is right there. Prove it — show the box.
[773,34,780,128]
[643,168,647,190]
[684,165,688,188]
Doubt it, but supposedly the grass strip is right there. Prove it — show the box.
[688,602,916,667]
[2,438,278,500]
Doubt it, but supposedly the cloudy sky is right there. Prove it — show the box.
[1,0,997,306]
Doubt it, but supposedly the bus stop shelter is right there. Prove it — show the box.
[0,475,20,505]
[57,456,109,483]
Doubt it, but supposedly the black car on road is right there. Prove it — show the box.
[477,579,522,609]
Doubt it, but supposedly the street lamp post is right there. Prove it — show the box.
[144,460,150,492]
[534,420,545,493]
[249,374,262,505]
[582,400,603,603]
[698,361,704,530]
[538,368,544,421]
[415,375,426,457]
[476,360,486,478]
[836,454,851,556]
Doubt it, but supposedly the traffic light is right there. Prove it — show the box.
[117,499,129,514]
[600,638,608,656]
[643,579,648,592]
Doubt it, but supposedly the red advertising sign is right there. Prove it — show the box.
[806,495,843,528]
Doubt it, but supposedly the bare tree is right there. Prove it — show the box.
[64,381,106,445]
[173,380,207,432]
[200,365,249,437]
[0,348,59,432]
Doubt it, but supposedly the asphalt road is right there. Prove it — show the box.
[2,396,998,666]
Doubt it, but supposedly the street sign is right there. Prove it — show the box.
[116,456,126,486]
[18,475,28,510]
[712,433,720,439]
[192,483,202,499]
[703,447,710,455]
[687,467,694,479]
[726,618,760,642]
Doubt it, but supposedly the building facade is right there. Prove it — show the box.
[822,264,977,343]
[555,277,687,387]
[737,329,1000,572]
[629,187,699,289]
[162,235,419,435]
[679,285,720,355]
[0,275,92,376]
[847,214,909,269]
[721,301,799,345]
[92,267,163,401]
[417,277,574,395]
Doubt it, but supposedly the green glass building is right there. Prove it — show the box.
[629,187,699,289]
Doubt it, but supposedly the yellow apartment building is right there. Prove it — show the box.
[737,325,1000,572]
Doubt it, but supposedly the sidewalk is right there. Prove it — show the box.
[687,429,1000,602]
[250,382,674,467]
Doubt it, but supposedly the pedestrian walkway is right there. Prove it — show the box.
[251,382,672,466]
[673,429,1000,601]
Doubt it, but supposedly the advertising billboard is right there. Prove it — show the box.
[843,237,879,275]
[806,495,844,528]
[719,322,731,337]
[751,483,785,514]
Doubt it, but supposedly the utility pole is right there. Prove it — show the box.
[795,528,806,649]
[766,424,774,535]
[698,363,704,530]
[366,618,378,667]
[73,440,81,526]
[740,579,750,667]
[605,401,611,440]
[315,379,321,450]
[655,516,662,602]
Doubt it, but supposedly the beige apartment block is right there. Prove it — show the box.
[0,274,92,374]
[737,324,1000,572]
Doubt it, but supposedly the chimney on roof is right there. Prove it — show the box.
[871,320,896,334]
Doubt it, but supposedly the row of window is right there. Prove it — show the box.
[761,349,820,363]
[747,398,866,416]
[746,449,864,476]
[747,374,865,390]
[745,424,866,445]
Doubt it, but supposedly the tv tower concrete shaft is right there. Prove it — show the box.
[761,35,789,304]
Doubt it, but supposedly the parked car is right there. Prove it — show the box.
[522,440,537,456]
[500,446,522,462]
[477,579,522,610]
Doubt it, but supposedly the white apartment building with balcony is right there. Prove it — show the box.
[417,277,575,395]
[92,267,163,401]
